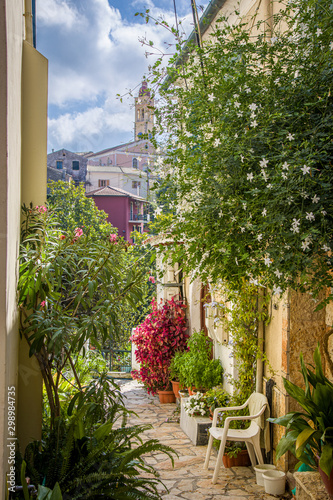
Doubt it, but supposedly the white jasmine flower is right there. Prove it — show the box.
[250,277,259,285]
[270,36,278,45]
[264,256,272,266]
[251,120,258,128]
[267,184,273,189]
[244,86,251,93]
[282,173,288,180]
[249,103,258,111]
[214,138,221,147]
[250,112,256,119]
[312,194,320,203]
[262,208,267,216]
[322,244,330,252]
[155,207,162,216]
[205,133,213,140]
[240,155,244,163]
[240,227,245,233]
[247,172,254,181]
[219,211,223,217]
[261,170,268,181]
[306,212,315,221]
[274,78,280,85]
[273,285,283,295]
[208,93,215,101]
[184,130,192,138]
[274,269,283,278]
[237,111,243,117]
[301,164,311,175]
[301,240,310,251]
[233,94,239,98]
[257,233,263,241]
[330,41,333,50]
[287,133,294,141]
[260,158,269,168]
[234,133,238,138]
[231,216,236,222]
[282,162,289,170]
[321,210,327,216]
[291,218,300,233]
[316,28,322,36]
[234,101,241,108]
[243,203,247,209]
[300,191,309,199]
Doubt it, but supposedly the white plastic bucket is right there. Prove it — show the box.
[253,464,277,486]
[263,470,286,495]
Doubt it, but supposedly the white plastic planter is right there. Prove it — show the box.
[263,470,286,495]
[253,464,277,486]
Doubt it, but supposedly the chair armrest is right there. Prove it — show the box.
[212,404,246,426]
[212,403,267,426]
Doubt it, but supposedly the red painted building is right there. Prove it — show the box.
[86,185,149,242]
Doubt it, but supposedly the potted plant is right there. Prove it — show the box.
[205,387,230,419]
[269,344,333,497]
[183,392,210,417]
[131,297,188,402]
[169,351,188,398]
[173,331,224,393]
[222,442,251,468]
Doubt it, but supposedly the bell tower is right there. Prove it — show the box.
[134,80,154,140]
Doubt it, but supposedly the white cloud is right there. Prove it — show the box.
[38,0,82,29]
[37,0,204,152]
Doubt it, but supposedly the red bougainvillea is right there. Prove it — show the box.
[131,297,188,394]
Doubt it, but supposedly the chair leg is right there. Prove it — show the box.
[252,435,264,465]
[245,442,256,466]
[204,434,214,469]
[212,437,227,484]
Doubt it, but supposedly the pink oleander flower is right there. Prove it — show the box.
[109,233,118,243]
[40,301,46,307]
[148,276,155,284]
[74,228,83,238]
[36,205,47,213]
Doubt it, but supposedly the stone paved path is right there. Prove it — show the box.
[119,380,292,500]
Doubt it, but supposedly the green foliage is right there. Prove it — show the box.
[14,373,177,500]
[204,387,230,412]
[171,331,223,390]
[147,0,333,303]
[269,344,333,477]
[219,281,271,401]
[47,181,112,239]
[18,204,145,422]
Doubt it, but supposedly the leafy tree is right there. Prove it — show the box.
[146,0,333,304]
[47,181,113,239]
[18,205,145,422]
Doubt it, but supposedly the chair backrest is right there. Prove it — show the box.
[248,392,268,428]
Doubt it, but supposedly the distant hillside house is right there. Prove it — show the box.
[86,185,149,242]
[85,139,157,199]
[47,149,88,184]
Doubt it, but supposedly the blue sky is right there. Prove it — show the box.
[37,0,206,153]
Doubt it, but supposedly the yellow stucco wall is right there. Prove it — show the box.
[0,0,48,493]
[17,40,48,453]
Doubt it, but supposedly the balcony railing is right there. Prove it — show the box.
[130,213,149,221]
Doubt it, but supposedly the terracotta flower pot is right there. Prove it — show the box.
[319,465,333,498]
[222,449,251,468]
[158,389,176,404]
[171,380,181,399]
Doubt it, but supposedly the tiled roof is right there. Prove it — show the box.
[86,185,147,202]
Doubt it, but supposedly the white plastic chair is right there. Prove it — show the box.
[204,392,268,484]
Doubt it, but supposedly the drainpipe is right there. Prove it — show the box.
[256,289,265,393]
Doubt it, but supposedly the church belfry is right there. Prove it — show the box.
[134,81,154,140]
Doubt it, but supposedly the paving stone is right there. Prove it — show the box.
[120,380,292,500]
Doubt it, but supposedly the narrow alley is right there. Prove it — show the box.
[120,380,292,500]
